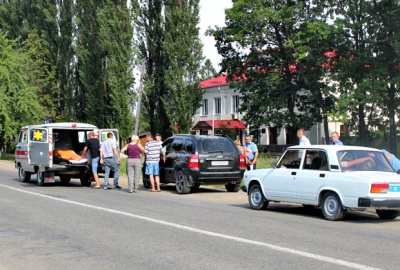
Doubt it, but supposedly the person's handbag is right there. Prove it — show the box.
[245,157,252,165]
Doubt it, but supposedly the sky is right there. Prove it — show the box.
[199,0,232,70]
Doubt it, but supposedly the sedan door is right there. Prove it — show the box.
[265,149,304,200]
[295,150,329,202]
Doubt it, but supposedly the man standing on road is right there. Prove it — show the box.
[330,132,343,146]
[244,135,258,170]
[145,133,164,192]
[297,129,311,146]
[81,131,101,189]
[100,132,121,190]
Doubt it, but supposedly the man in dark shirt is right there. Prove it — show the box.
[81,131,101,189]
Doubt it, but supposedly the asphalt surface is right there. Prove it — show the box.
[2,160,400,270]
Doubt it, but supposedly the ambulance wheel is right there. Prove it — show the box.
[18,166,31,182]
[80,176,91,187]
[37,171,44,186]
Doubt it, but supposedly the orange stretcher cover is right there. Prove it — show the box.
[54,148,85,161]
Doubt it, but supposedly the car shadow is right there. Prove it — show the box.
[243,202,400,223]
[14,177,89,188]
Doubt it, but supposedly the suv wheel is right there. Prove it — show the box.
[225,182,241,192]
[142,175,151,188]
[175,170,191,194]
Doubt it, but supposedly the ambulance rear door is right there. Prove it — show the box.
[28,126,50,165]
[98,129,120,151]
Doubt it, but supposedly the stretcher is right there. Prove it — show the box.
[54,148,87,164]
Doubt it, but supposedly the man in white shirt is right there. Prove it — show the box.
[297,128,311,145]
[100,132,121,190]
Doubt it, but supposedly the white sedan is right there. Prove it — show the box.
[243,145,400,221]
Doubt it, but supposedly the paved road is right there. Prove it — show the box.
[1,160,400,270]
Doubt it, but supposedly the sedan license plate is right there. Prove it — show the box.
[389,185,400,192]
[212,160,228,166]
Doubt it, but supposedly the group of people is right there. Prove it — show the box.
[82,128,400,191]
[298,128,400,172]
[82,132,164,192]
[297,128,343,146]
[234,135,259,171]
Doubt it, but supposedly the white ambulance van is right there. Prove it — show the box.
[15,122,119,186]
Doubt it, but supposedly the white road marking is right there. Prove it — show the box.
[1,184,381,270]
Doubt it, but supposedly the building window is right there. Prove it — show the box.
[201,99,208,116]
[232,95,240,113]
[214,97,221,115]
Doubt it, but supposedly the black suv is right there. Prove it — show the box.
[143,134,246,194]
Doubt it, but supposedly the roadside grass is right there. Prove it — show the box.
[256,152,281,169]
[0,153,14,162]
[4,152,281,174]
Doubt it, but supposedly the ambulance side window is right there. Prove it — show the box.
[19,129,28,143]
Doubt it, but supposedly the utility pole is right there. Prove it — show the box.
[134,59,145,135]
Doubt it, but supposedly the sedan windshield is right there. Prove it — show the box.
[338,150,394,172]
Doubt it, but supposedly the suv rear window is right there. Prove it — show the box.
[197,136,237,154]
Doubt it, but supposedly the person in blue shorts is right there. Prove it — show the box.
[145,133,165,192]
[81,131,101,189]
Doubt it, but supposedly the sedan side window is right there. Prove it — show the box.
[303,150,328,171]
[278,150,304,169]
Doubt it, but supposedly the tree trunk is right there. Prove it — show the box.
[358,103,367,146]
[388,83,397,154]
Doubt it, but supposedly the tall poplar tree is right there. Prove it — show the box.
[134,0,168,136]
[163,0,204,133]
[134,0,204,137]
[97,0,135,137]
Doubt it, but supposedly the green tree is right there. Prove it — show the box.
[0,0,75,122]
[97,0,135,137]
[0,32,44,147]
[19,29,59,122]
[200,59,218,80]
[328,0,400,151]
[210,0,323,142]
[163,0,204,133]
[75,0,135,138]
[134,0,168,137]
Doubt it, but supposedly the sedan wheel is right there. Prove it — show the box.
[249,184,268,210]
[175,170,191,194]
[18,166,31,182]
[321,192,347,221]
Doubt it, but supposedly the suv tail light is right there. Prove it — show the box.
[370,183,389,193]
[188,154,199,168]
[239,154,246,168]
